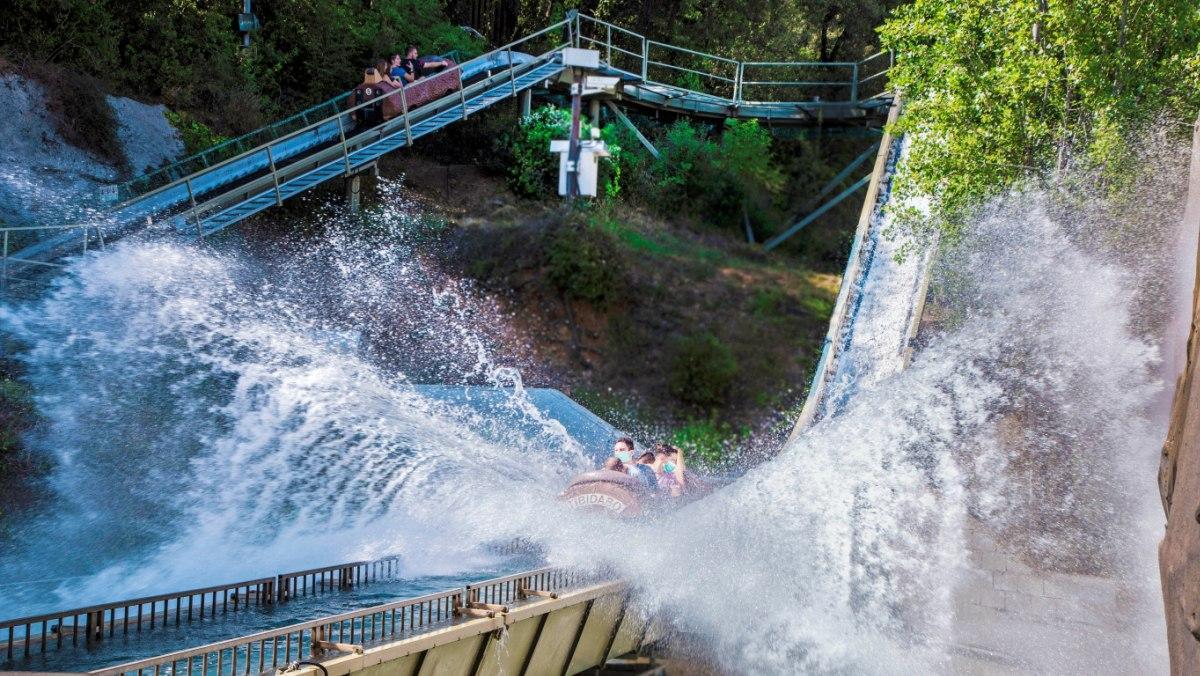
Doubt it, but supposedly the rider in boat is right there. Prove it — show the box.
[653,444,686,497]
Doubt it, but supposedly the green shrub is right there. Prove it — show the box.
[751,288,789,317]
[667,331,739,409]
[501,105,624,198]
[670,418,743,469]
[637,118,783,231]
[544,221,626,306]
[165,110,231,156]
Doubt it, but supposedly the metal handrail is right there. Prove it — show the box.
[182,44,566,231]
[1,559,399,660]
[0,20,569,266]
[83,567,592,676]
[575,12,891,106]
[465,567,585,606]
[647,39,739,65]
[104,18,570,221]
[87,588,465,676]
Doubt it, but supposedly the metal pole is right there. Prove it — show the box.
[850,63,858,103]
[508,49,517,97]
[459,81,469,120]
[266,145,283,206]
[606,25,612,64]
[734,62,743,104]
[185,177,203,239]
[2,230,7,289]
[567,67,583,200]
[641,38,648,81]
[398,87,414,146]
[336,116,353,175]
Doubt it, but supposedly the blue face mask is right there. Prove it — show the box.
[615,450,632,463]
[663,462,677,474]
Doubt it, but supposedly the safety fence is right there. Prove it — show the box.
[1,558,398,661]
[0,223,105,289]
[110,50,467,205]
[573,13,891,106]
[82,567,588,676]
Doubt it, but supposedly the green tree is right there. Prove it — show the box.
[0,0,480,135]
[880,0,1200,239]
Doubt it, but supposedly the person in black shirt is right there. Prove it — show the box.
[401,45,449,82]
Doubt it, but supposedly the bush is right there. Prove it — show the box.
[636,118,783,231]
[667,331,739,409]
[501,105,624,198]
[543,220,626,306]
[165,110,230,156]
[671,418,743,469]
[22,62,125,168]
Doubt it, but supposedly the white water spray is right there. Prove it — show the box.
[0,160,1181,673]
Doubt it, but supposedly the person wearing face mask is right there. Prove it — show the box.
[611,437,636,466]
[608,437,656,489]
[653,444,687,497]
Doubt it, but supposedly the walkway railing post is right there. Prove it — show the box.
[734,62,743,104]
[459,81,469,120]
[398,88,414,146]
[185,177,203,239]
[508,49,517,97]
[850,63,858,104]
[641,37,649,81]
[2,230,8,288]
[606,24,612,63]
[336,116,353,175]
[266,145,283,206]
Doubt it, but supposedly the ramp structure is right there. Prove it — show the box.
[0,11,890,286]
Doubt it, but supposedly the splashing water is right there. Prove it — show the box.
[502,189,1174,672]
[0,159,1182,673]
[0,202,590,614]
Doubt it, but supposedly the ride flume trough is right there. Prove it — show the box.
[0,11,891,287]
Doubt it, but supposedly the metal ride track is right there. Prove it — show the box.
[0,11,891,282]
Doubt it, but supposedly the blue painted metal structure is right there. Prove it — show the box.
[0,11,891,280]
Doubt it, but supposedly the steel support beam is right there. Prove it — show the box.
[763,172,872,251]
[796,141,880,216]
[605,101,659,158]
